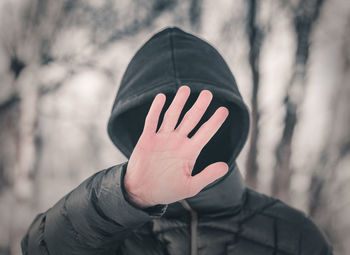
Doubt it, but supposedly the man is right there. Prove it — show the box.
[21,27,333,255]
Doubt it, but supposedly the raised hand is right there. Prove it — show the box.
[124,85,229,208]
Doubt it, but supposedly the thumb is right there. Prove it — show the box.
[189,162,229,196]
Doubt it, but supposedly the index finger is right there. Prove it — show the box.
[142,93,166,135]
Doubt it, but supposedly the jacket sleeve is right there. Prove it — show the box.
[21,161,168,255]
[300,215,334,255]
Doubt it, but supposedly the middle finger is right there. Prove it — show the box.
[175,89,213,136]
[157,85,191,133]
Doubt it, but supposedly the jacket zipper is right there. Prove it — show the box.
[179,199,198,255]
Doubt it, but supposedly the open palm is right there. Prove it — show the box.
[124,85,229,208]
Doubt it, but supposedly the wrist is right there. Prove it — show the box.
[124,188,154,209]
[123,177,155,209]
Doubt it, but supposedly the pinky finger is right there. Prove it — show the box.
[143,93,166,135]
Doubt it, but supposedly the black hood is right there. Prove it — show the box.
[107,27,250,215]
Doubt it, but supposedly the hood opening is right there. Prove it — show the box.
[108,86,248,178]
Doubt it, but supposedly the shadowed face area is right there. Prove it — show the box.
[116,90,243,176]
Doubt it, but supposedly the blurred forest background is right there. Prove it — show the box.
[0,0,349,254]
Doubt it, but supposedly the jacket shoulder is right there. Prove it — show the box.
[242,188,306,223]
[240,188,333,255]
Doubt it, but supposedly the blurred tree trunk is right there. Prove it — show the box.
[307,21,350,254]
[272,0,326,202]
[245,0,264,189]
[0,1,69,253]
[0,95,20,194]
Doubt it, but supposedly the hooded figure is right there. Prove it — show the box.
[21,27,333,255]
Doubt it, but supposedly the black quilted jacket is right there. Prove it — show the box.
[21,27,333,255]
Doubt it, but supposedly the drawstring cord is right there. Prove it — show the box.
[179,199,198,255]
